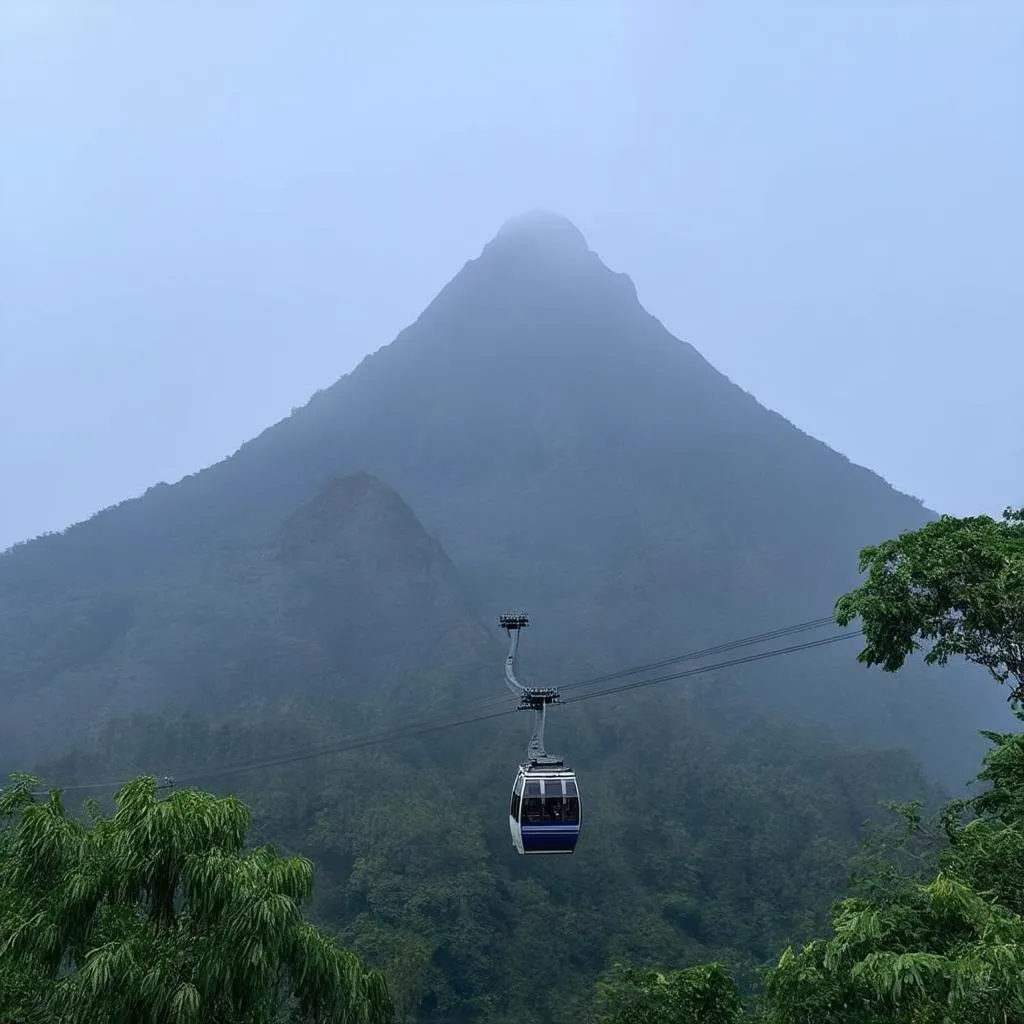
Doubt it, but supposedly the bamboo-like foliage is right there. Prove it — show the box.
[0,774,394,1024]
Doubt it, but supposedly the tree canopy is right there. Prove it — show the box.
[0,773,393,1024]
[835,506,1024,701]
[594,962,745,1024]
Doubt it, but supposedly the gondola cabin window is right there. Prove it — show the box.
[510,774,523,818]
[522,778,543,823]
[541,777,581,823]
[565,777,580,823]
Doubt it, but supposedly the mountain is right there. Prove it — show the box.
[3,210,1003,1022]
[0,471,493,768]
[0,209,1008,785]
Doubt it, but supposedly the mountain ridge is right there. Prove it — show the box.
[0,212,1008,786]
[0,471,492,768]
[0,213,924,561]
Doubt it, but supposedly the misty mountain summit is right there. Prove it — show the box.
[0,212,1008,785]
[489,208,590,255]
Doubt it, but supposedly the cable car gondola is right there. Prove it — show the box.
[509,764,581,855]
[499,613,582,855]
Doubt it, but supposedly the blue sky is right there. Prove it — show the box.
[2,1,1021,551]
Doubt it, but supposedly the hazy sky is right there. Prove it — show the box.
[2,1,1021,552]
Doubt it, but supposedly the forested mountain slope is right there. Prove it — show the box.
[0,472,493,766]
[0,210,1005,784]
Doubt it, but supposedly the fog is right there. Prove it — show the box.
[2,1,1021,551]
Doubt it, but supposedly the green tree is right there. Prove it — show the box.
[593,962,745,1024]
[0,773,393,1024]
[834,506,1024,701]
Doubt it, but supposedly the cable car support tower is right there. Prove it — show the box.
[499,613,565,770]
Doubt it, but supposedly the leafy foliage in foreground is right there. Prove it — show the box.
[0,774,392,1024]
[835,506,1024,701]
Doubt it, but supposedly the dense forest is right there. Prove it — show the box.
[3,506,1023,1021]
[11,688,931,1021]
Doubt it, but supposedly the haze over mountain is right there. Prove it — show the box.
[0,212,1008,786]
[5,5,1020,554]
[0,470,494,767]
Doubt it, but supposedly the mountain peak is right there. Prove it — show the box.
[276,471,427,558]
[484,209,589,258]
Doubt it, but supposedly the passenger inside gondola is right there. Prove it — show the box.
[542,780,568,823]
[521,796,543,823]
